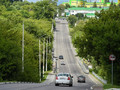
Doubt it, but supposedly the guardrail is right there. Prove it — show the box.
[92,71,107,84]
[77,57,89,74]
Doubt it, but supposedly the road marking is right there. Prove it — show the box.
[88,75,98,84]
[90,87,93,90]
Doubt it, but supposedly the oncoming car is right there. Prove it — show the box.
[55,73,73,86]
[59,55,63,59]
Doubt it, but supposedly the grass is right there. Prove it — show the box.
[0,70,52,83]
[104,84,120,89]
[0,81,17,82]
[89,71,104,85]
[41,70,52,83]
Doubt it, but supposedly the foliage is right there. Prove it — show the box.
[67,15,77,27]
[65,3,70,9]
[75,13,84,20]
[71,7,120,85]
[58,4,65,17]
[109,1,116,9]
[0,0,55,82]
[104,84,120,89]
[93,2,97,8]
[33,0,57,20]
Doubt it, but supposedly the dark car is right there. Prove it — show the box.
[59,55,63,59]
[77,75,85,83]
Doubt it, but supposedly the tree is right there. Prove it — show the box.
[109,1,116,9]
[65,3,70,9]
[75,13,84,20]
[33,0,56,19]
[71,7,120,85]
[0,0,54,82]
[58,4,65,16]
[93,1,97,8]
[68,15,77,27]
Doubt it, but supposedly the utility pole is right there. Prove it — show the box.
[49,36,50,53]
[39,39,41,82]
[51,23,53,32]
[43,38,45,77]
[22,21,24,72]
[46,39,48,71]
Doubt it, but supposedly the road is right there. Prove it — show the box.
[0,19,103,90]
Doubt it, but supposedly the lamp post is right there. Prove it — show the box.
[39,39,41,82]
[22,21,24,72]
[46,38,48,71]
[43,38,45,77]
[39,34,46,81]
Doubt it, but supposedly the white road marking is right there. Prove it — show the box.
[90,87,93,90]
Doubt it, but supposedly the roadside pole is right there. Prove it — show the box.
[109,54,116,85]
[43,38,45,77]
[39,39,41,82]
[112,60,113,85]
[46,39,48,71]
[22,21,24,72]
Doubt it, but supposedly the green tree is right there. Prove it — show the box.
[33,0,56,20]
[0,0,54,82]
[65,3,70,9]
[75,13,84,20]
[93,1,97,8]
[58,4,65,17]
[71,7,120,85]
[68,15,77,27]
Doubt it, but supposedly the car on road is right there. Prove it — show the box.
[61,61,65,65]
[55,73,73,86]
[77,75,85,83]
[59,55,63,59]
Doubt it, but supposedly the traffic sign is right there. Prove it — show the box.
[109,54,116,61]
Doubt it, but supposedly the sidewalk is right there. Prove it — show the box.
[105,89,120,90]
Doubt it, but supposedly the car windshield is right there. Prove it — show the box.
[58,74,69,77]
[79,76,84,78]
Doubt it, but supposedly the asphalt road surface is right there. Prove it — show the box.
[0,19,103,90]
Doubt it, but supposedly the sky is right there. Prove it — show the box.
[27,0,40,2]
[27,0,117,5]
[27,0,69,5]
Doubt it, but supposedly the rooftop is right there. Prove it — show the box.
[67,7,108,11]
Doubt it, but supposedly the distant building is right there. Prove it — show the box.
[62,0,119,8]
[65,7,108,17]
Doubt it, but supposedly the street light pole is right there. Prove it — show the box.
[43,38,45,77]
[46,38,48,71]
[39,39,41,82]
[49,36,50,53]
[22,21,24,72]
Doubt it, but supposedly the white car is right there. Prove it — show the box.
[55,73,73,86]
[61,61,65,65]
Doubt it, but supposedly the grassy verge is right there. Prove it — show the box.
[41,70,52,83]
[0,71,52,83]
[0,81,17,82]
[104,84,120,89]
[89,71,104,85]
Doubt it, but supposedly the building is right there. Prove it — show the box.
[65,7,108,17]
[63,0,119,8]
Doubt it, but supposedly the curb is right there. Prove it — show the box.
[0,81,37,85]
